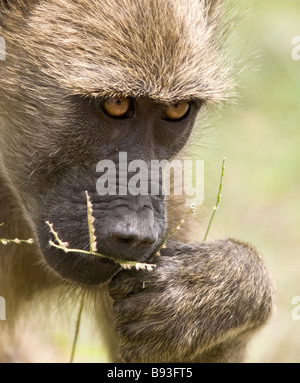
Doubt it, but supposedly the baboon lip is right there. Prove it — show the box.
[43,246,122,285]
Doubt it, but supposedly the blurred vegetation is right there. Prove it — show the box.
[200,0,300,362]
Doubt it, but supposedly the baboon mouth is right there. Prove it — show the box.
[38,219,158,285]
[43,246,122,285]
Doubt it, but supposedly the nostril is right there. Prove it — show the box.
[114,235,155,248]
[118,237,134,245]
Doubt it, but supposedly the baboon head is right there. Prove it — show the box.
[0,0,232,285]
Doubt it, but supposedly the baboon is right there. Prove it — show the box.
[0,0,273,363]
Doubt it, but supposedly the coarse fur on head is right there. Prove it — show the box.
[1,0,234,103]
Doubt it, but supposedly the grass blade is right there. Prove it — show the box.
[203,158,226,242]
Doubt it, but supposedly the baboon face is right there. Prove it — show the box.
[0,0,231,285]
[30,95,200,286]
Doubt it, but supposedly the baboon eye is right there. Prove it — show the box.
[163,102,191,122]
[102,97,133,118]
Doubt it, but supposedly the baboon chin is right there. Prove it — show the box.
[0,0,274,363]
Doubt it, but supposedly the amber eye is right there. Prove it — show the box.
[103,97,132,118]
[163,102,190,121]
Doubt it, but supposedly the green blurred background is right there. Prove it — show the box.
[201,0,300,363]
[30,0,300,363]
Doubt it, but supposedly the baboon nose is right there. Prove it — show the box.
[100,207,159,260]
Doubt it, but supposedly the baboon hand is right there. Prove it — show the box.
[109,240,273,363]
